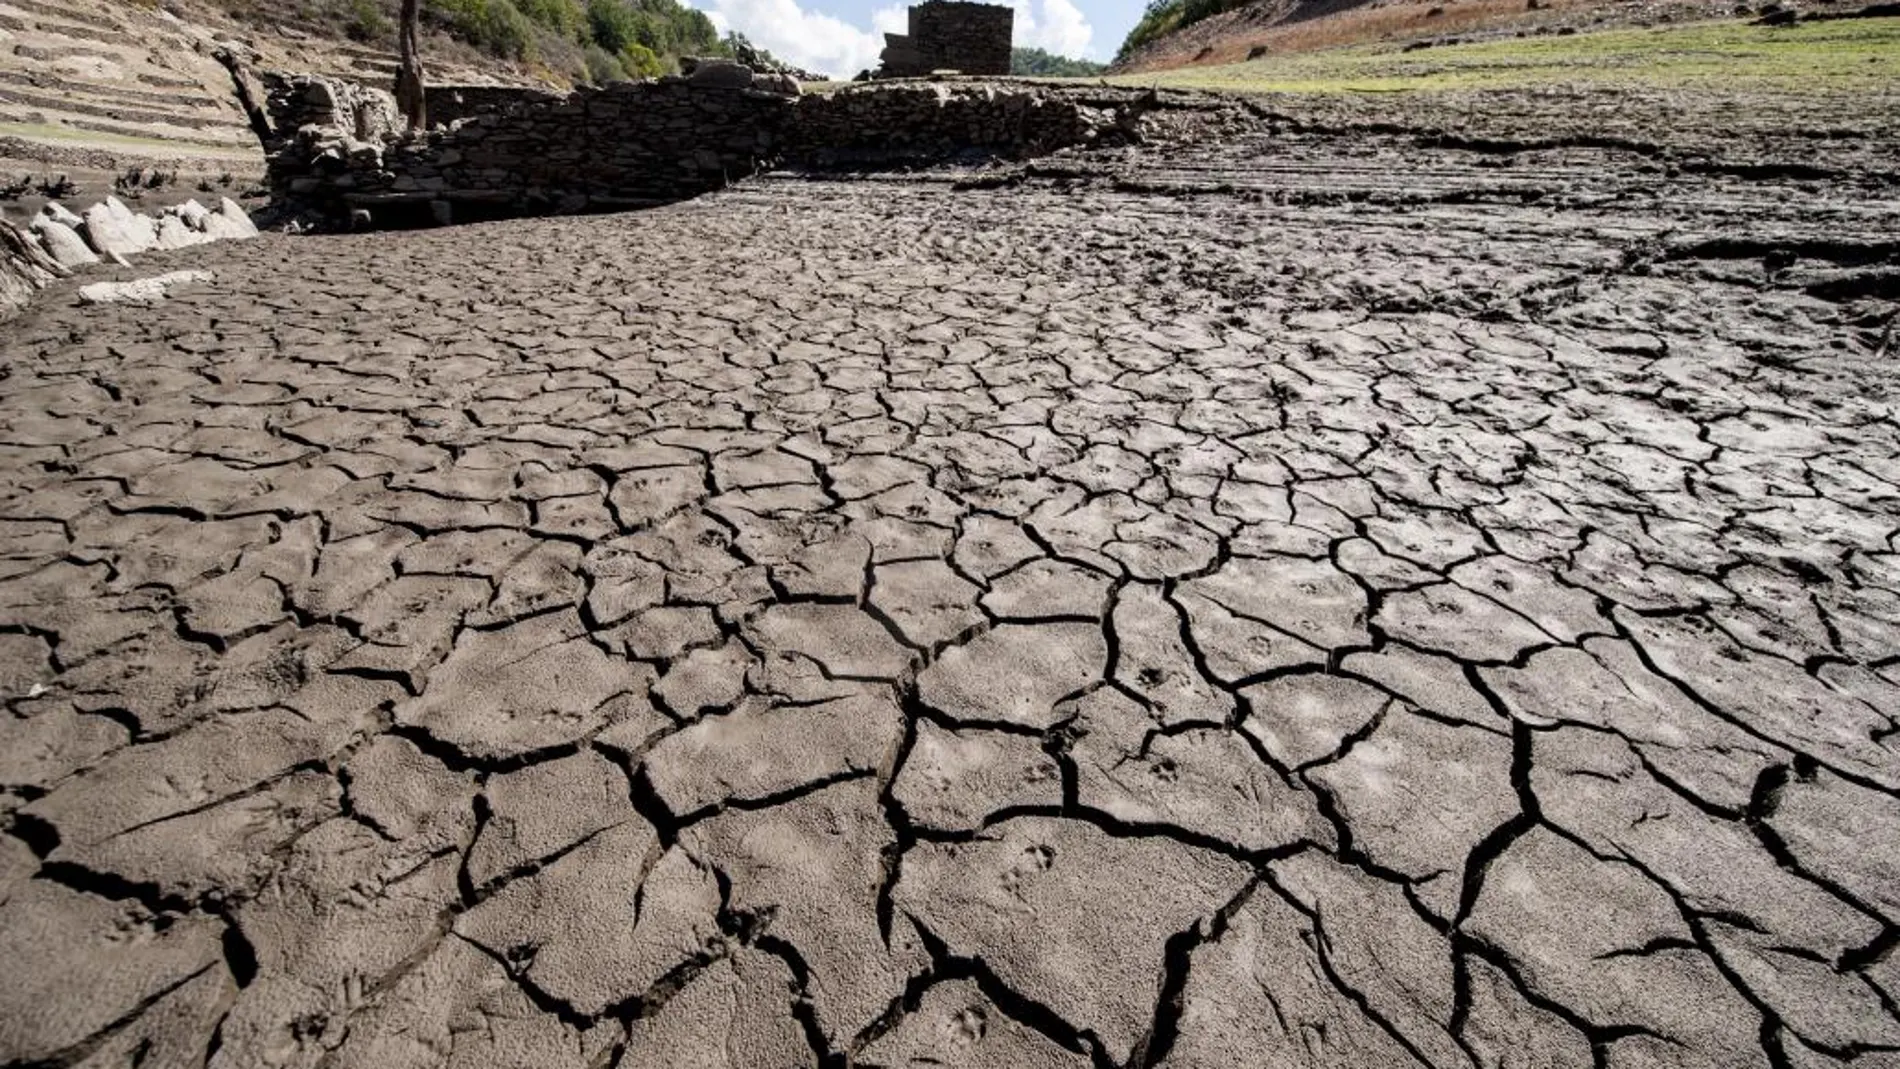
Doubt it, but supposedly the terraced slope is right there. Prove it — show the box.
[0,0,260,175]
[0,0,537,220]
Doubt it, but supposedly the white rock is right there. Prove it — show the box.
[80,202,149,262]
[29,218,99,268]
[77,270,213,305]
[199,212,248,241]
[106,196,159,248]
[154,215,209,250]
[171,199,212,230]
[40,202,83,228]
[217,197,259,238]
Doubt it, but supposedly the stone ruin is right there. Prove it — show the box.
[262,69,1184,231]
[878,1,1015,78]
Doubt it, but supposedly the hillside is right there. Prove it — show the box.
[0,0,559,224]
[0,0,780,224]
[1111,0,1881,72]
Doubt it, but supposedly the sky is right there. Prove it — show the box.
[692,0,1144,79]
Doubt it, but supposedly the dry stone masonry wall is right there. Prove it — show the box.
[264,71,1164,230]
[878,0,1016,77]
[422,84,564,127]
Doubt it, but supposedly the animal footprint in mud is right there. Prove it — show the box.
[104,905,160,946]
[157,770,213,806]
[942,1004,988,1048]
[998,843,1056,900]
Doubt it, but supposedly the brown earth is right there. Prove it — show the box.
[1110,0,1870,72]
[1,81,1896,1067]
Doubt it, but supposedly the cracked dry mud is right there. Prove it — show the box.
[3,86,1899,1069]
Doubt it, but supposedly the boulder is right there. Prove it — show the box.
[154,215,209,250]
[40,202,84,228]
[755,71,801,96]
[79,203,146,263]
[2,218,70,320]
[198,212,249,241]
[105,196,159,248]
[217,197,260,238]
[77,270,213,305]
[687,58,754,90]
[172,199,212,230]
[29,218,99,268]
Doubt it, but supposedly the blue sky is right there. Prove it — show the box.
[694,0,1140,78]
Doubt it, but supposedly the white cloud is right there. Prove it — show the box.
[702,0,899,78]
[702,0,1095,79]
[871,3,910,33]
[1011,0,1093,59]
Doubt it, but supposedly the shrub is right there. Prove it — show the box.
[582,42,626,81]
[428,0,538,60]
[519,0,586,37]
[620,41,666,77]
[581,42,627,80]
[345,0,391,42]
[586,0,639,52]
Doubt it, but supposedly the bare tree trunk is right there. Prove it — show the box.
[396,0,426,132]
[214,46,275,147]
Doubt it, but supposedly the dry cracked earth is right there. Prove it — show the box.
[2,86,1899,1069]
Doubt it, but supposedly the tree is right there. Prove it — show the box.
[1010,46,1106,76]
[396,0,427,131]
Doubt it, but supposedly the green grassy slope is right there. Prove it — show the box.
[1105,16,1900,92]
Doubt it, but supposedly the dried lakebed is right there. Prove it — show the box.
[1,88,1898,1069]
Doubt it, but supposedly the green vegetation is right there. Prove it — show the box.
[429,0,540,61]
[1011,46,1107,76]
[1118,0,1246,62]
[1110,16,1900,91]
[258,0,730,82]
[345,0,391,41]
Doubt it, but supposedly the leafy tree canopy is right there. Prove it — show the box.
[1010,46,1107,76]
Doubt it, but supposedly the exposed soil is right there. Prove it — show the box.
[1111,0,1875,72]
[1,84,1897,1068]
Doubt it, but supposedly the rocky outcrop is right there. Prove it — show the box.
[0,195,258,319]
[0,218,69,320]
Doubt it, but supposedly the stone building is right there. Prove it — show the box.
[877,1,1014,78]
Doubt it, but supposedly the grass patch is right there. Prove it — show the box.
[1106,16,1900,92]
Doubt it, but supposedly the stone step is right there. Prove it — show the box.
[0,13,140,49]
[10,40,121,62]
[0,0,126,32]
[0,70,229,114]
[0,105,256,148]
[0,86,242,132]
[137,70,204,90]
[332,41,400,62]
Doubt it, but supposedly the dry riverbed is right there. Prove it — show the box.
[1,82,1897,1069]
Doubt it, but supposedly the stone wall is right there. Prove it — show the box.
[264,71,1138,230]
[424,84,562,127]
[879,1,1015,78]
